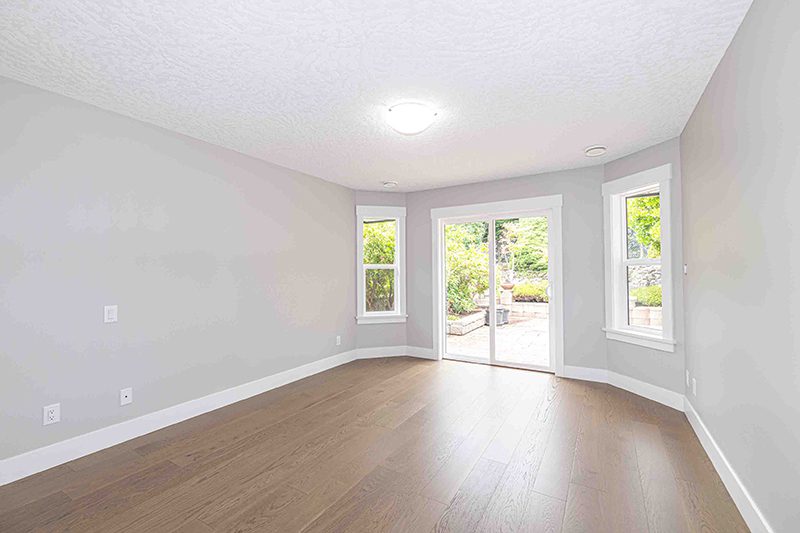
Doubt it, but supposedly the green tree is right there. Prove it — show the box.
[445,223,489,315]
[627,195,661,258]
[506,217,548,279]
[363,220,395,264]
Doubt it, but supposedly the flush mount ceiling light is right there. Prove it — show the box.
[385,102,438,135]
[584,145,607,157]
[382,180,399,189]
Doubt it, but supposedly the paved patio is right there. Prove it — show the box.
[446,313,549,368]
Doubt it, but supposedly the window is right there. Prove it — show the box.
[356,206,406,324]
[602,165,674,351]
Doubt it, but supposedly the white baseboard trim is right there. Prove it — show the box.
[0,346,440,487]
[562,365,684,411]
[607,371,684,412]
[355,345,437,360]
[684,399,774,533]
[560,365,608,383]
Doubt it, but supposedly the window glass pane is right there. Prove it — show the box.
[627,265,662,330]
[366,268,395,312]
[363,219,396,264]
[626,193,661,259]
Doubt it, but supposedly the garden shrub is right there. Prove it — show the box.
[512,280,549,303]
[630,285,662,306]
[445,223,490,315]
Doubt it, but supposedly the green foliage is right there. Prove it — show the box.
[496,218,549,280]
[365,269,394,311]
[626,195,661,258]
[363,219,396,264]
[445,223,489,315]
[630,285,662,307]
[363,220,396,311]
[512,280,549,303]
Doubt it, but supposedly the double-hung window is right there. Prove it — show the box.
[602,165,675,351]
[356,206,406,324]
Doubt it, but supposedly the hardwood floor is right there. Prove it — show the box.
[0,357,748,532]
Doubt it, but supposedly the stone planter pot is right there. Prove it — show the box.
[485,307,510,326]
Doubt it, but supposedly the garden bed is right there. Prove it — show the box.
[447,311,485,336]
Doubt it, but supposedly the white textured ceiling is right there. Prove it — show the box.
[0,1,751,191]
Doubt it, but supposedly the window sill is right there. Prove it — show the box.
[356,314,408,325]
[603,328,676,352]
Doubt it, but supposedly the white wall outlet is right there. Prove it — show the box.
[336,335,341,346]
[43,403,60,426]
[104,305,118,323]
[692,377,697,396]
[683,264,688,275]
[686,370,690,387]
[120,387,133,406]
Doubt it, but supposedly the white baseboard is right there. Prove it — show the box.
[607,370,684,411]
[684,399,774,533]
[562,365,684,411]
[561,365,608,384]
[355,345,438,360]
[1,346,440,486]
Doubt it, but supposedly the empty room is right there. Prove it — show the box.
[0,1,796,532]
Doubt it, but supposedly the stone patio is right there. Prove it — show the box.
[446,312,549,368]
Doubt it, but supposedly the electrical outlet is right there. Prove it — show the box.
[104,305,118,323]
[336,335,341,346]
[120,387,133,406]
[683,264,688,275]
[43,403,61,426]
[692,377,697,396]
[686,370,690,387]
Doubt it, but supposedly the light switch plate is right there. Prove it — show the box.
[104,305,118,323]
[120,387,133,406]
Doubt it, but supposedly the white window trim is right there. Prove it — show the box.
[356,205,407,325]
[602,164,675,352]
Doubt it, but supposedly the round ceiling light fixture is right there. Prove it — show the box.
[584,145,607,157]
[385,102,438,135]
[382,180,399,189]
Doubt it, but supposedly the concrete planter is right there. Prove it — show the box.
[485,307,510,326]
[447,311,484,336]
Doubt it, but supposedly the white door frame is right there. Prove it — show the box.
[431,195,565,376]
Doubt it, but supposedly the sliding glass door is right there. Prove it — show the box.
[444,220,491,363]
[443,212,554,372]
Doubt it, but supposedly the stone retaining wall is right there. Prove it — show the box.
[447,311,484,335]
[629,305,662,328]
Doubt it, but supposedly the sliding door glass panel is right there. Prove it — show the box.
[444,221,490,361]
[493,216,550,368]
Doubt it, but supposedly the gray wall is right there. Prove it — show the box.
[680,1,799,530]
[404,166,608,371]
[353,190,408,349]
[0,78,356,459]
[603,138,686,394]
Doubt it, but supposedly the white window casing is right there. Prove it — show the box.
[356,205,407,325]
[602,164,675,352]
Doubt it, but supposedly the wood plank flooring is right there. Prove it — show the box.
[0,357,749,532]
